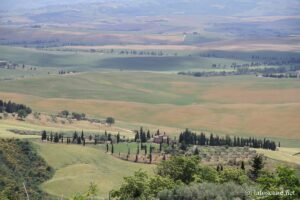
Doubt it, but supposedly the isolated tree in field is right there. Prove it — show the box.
[250,155,264,180]
[106,117,115,126]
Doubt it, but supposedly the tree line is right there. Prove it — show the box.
[179,129,277,150]
[41,130,122,145]
[0,99,32,118]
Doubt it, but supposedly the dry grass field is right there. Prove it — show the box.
[0,72,299,147]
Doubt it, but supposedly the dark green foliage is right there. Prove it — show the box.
[41,130,47,140]
[71,112,86,120]
[157,156,200,184]
[250,155,264,180]
[258,166,300,200]
[0,99,31,117]
[179,129,277,150]
[111,170,176,200]
[0,139,53,200]
[146,130,151,140]
[194,147,199,155]
[138,127,147,143]
[117,132,120,143]
[241,161,245,170]
[158,182,248,200]
[106,117,115,126]
[59,110,69,117]
[53,133,59,143]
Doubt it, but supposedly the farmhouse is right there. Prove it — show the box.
[0,60,8,68]
[153,134,169,144]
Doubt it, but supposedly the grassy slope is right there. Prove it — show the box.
[0,45,246,71]
[33,142,154,198]
[0,72,299,147]
[256,147,300,166]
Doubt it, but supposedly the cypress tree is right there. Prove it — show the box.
[194,147,199,155]
[241,161,245,170]
[250,155,264,180]
[117,132,120,143]
[81,130,84,140]
[54,133,59,143]
[41,130,47,140]
[146,130,151,140]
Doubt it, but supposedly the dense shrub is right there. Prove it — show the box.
[0,139,54,200]
[158,182,248,200]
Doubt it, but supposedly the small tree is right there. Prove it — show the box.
[53,133,59,143]
[60,110,69,118]
[17,109,28,119]
[41,130,47,140]
[250,155,264,180]
[241,161,245,171]
[117,132,120,143]
[106,117,115,126]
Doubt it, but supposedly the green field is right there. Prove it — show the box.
[0,44,299,198]
[0,71,299,147]
[103,142,160,155]
[33,141,154,198]
[0,45,248,71]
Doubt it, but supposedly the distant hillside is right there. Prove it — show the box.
[1,0,300,17]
